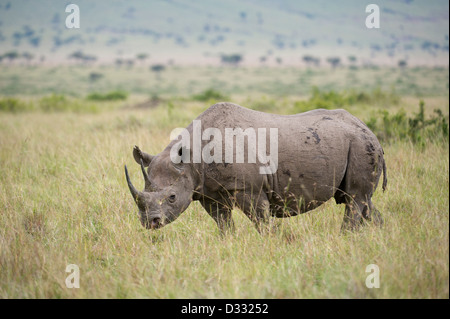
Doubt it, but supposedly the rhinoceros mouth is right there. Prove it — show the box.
[150,219,163,229]
[141,216,164,229]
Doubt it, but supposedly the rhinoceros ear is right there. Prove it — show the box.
[133,145,154,167]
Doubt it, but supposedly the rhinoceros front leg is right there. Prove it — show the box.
[200,198,235,235]
[234,191,274,234]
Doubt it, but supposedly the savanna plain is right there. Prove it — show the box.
[0,65,448,298]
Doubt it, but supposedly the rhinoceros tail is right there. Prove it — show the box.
[382,156,387,192]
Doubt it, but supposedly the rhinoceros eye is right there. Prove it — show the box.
[168,194,176,203]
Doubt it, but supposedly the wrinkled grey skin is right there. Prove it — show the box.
[125,102,387,233]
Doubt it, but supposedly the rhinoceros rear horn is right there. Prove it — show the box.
[124,165,141,202]
[140,159,154,190]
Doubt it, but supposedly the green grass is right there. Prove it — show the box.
[0,66,448,298]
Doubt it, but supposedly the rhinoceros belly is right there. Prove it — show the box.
[269,118,350,216]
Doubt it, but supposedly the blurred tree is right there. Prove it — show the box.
[398,59,407,68]
[51,13,61,25]
[115,58,124,67]
[89,72,103,82]
[150,64,165,72]
[326,56,341,68]
[347,55,357,63]
[136,53,149,64]
[125,59,134,68]
[68,51,97,64]
[29,36,41,47]
[302,55,320,67]
[3,51,19,63]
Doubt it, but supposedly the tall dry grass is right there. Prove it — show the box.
[0,97,448,298]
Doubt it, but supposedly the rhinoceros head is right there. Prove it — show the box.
[125,145,195,229]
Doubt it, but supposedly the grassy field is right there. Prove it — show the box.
[0,65,448,98]
[0,66,448,298]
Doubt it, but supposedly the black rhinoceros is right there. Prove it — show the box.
[125,102,387,233]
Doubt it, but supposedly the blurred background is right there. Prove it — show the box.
[0,0,448,67]
[0,0,448,98]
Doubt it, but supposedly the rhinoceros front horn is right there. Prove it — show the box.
[124,165,142,202]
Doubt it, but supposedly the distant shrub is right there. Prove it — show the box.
[192,88,228,102]
[86,90,128,101]
[0,97,32,112]
[294,86,400,112]
[367,100,448,144]
[39,94,98,113]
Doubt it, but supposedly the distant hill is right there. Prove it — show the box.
[0,0,448,66]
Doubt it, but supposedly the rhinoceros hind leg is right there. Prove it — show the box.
[341,196,384,232]
[339,141,384,232]
[340,198,366,232]
[364,199,384,227]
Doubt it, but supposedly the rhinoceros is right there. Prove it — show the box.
[125,102,387,233]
